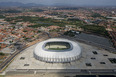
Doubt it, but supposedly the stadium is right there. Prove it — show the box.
[33,38,82,63]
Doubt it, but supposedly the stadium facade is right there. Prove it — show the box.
[34,38,82,63]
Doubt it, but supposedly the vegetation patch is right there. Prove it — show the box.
[0,15,5,18]
[64,30,76,37]
[48,48,68,50]
[80,25,109,36]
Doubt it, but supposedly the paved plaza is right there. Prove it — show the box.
[75,33,112,47]
[6,39,116,71]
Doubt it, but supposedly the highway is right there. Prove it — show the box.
[0,37,48,72]
[0,46,27,72]
[6,69,116,75]
[0,32,50,72]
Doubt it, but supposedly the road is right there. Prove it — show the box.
[0,37,48,72]
[6,69,116,75]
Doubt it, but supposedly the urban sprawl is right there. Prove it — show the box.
[0,7,116,66]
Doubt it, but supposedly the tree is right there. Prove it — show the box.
[91,13,102,18]
[0,52,5,56]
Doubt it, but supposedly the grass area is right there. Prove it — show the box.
[45,42,70,50]
[5,16,84,27]
[80,25,109,37]
[5,16,109,37]
[48,48,69,50]
[111,26,116,29]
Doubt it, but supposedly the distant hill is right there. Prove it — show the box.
[0,2,44,7]
[0,2,115,7]
[51,3,74,7]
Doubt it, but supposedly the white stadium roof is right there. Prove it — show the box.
[34,38,82,63]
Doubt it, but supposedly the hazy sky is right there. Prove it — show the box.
[0,0,116,6]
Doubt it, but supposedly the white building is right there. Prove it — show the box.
[34,38,82,63]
